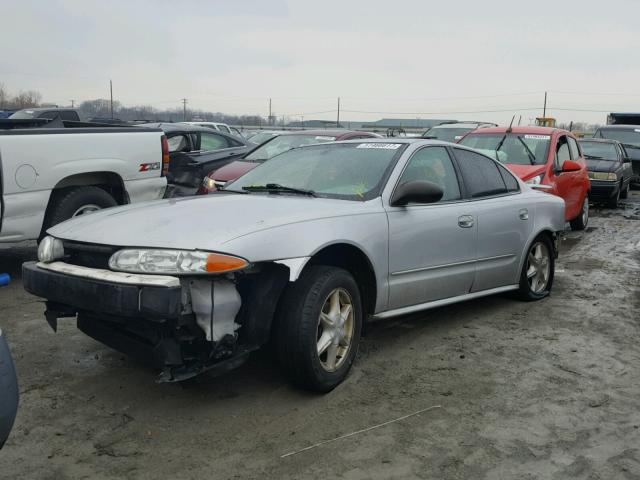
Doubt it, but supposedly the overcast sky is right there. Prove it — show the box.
[2,0,639,125]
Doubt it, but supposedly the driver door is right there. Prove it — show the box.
[385,146,476,310]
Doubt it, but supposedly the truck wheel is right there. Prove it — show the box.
[45,187,117,230]
[515,234,555,301]
[620,181,629,199]
[569,196,589,231]
[275,266,362,393]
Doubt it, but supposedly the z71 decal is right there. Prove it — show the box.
[139,162,161,172]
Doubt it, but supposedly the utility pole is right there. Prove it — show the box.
[182,98,188,121]
[109,80,114,119]
[70,100,75,108]
[268,98,272,125]
[337,97,340,127]
[543,91,547,118]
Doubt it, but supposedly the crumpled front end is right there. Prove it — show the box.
[23,240,290,382]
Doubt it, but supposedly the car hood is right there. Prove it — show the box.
[48,194,380,251]
[586,159,619,172]
[210,160,259,182]
[504,163,547,181]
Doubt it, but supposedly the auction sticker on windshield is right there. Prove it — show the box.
[356,143,402,149]
[524,135,551,140]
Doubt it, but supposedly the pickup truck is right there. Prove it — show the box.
[0,123,168,243]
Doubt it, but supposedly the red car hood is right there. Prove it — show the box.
[505,163,546,181]
[211,161,259,182]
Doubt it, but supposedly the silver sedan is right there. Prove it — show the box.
[24,139,565,392]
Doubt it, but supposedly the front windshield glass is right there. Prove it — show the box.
[228,142,406,201]
[249,132,279,145]
[245,134,337,161]
[8,110,36,119]
[580,141,618,160]
[596,128,640,146]
[459,133,550,165]
[423,127,471,143]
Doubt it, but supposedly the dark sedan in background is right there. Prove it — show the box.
[594,125,640,185]
[199,129,381,193]
[0,328,18,449]
[141,123,254,197]
[579,138,632,207]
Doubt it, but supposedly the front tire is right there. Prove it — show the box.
[570,196,589,231]
[606,186,621,208]
[620,181,629,199]
[515,234,555,301]
[275,266,362,393]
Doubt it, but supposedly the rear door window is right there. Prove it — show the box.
[452,148,508,198]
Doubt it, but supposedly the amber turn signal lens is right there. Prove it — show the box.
[205,253,248,273]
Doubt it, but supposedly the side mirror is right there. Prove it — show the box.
[391,180,444,206]
[561,159,582,172]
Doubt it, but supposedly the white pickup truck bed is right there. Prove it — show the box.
[0,126,167,243]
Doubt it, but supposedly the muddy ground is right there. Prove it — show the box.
[1,192,639,480]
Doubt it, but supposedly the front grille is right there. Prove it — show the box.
[62,241,118,269]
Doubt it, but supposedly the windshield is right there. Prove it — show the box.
[422,127,472,143]
[595,128,640,146]
[227,142,406,201]
[459,133,550,165]
[8,110,36,119]
[580,141,618,160]
[248,132,279,145]
[245,134,337,161]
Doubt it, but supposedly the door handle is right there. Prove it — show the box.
[458,215,474,228]
[519,208,529,220]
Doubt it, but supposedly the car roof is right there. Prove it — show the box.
[579,137,619,144]
[270,129,376,138]
[596,124,640,130]
[466,126,563,135]
[140,122,220,133]
[18,107,76,112]
[335,138,453,147]
[431,122,495,129]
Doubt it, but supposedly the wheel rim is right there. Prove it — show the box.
[72,204,101,217]
[526,242,551,294]
[316,288,355,372]
[582,197,589,225]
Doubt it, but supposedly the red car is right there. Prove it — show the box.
[459,126,591,230]
[199,129,381,193]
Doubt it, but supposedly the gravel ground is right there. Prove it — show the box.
[1,192,639,480]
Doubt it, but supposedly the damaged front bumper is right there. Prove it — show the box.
[22,261,288,382]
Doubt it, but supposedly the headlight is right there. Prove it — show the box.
[38,236,65,263]
[588,172,617,181]
[526,174,544,185]
[108,249,249,275]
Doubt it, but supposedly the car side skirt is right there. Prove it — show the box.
[372,284,519,320]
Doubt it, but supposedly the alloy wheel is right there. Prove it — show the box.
[72,204,101,217]
[526,242,551,294]
[316,288,355,372]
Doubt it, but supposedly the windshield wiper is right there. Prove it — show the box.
[584,154,604,159]
[242,183,316,196]
[516,136,537,165]
[494,134,508,158]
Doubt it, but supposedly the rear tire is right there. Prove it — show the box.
[515,234,555,301]
[275,266,362,393]
[569,196,589,231]
[44,186,117,231]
